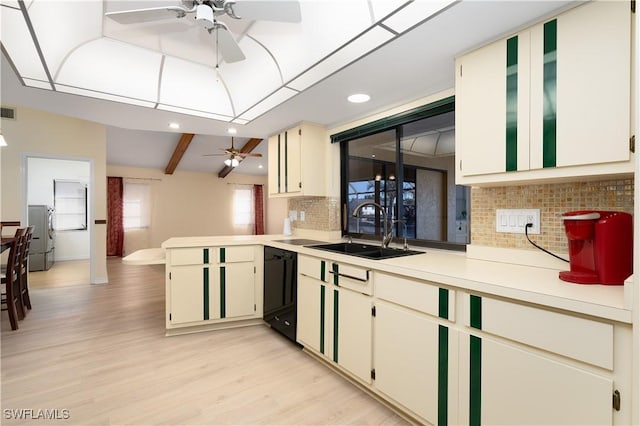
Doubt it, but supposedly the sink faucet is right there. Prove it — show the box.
[393,219,409,251]
[342,234,353,244]
[352,201,392,248]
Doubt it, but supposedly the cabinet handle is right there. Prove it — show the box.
[328,269,370,282]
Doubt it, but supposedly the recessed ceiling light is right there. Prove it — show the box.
[227,127,237,134]
[169,122,180,129]
[258,164,263,169]
[348,93,370,103]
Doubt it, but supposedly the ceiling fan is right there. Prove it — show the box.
[203,137,262,167]
[105,0,302,63]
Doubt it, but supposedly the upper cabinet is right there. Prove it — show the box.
[268,122,328,197]
[455,1,633,186]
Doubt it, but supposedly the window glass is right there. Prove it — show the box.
[342,108,470,248]
[233,187,254,227]
[123,182,151,229]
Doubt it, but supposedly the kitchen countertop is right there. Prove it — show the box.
[148,234,631,323]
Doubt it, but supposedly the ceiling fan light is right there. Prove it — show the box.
[224,158,232,166]
[231,158,239,167]
[195,4,214,29]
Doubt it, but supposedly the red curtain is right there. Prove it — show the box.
[106,177,124,257]
[253,184,264,235]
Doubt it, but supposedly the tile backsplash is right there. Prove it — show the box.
[288,197,341,232]
[471,178,634,252]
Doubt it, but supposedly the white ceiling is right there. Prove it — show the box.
[0,0,579,176]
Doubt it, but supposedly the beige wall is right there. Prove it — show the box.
[0,107,108,283]
[107,165,287,254]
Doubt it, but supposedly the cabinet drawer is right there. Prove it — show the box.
[217,246,255,263]
[169,247,209,266]
[331,263,372,295]
[298,255,328,281]
[465,295,613,369]
[376,272,455,320]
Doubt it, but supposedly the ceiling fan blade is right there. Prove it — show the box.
[105,5,193,24]
[231,1,301,23]
[237,152,263,157]
[215,26,246,63]
[202,153,228,157]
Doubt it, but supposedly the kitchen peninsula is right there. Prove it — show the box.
[125,234,633,426]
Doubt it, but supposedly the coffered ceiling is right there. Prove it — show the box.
[1,0,578,175]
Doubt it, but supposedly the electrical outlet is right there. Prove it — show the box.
[289,210,298,221]
[300,211,305,221]
[496,209,540,234]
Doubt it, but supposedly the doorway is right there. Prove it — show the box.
[24,155,93,286]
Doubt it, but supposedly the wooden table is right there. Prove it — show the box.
[1,237,15,254]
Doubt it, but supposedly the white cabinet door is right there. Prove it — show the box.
[296,274,324,352]
[374,301,443,423]
[455,38,509,177]
[337,287,372,384]
[553,1,630,168]
[169,265,205,324]
[223,262,255,318]
[461,334,613,425]
[455,1,631,185]
[284,126,302,195]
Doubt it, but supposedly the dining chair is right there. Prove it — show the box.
[1,228,26,330]
[19,226,34,311]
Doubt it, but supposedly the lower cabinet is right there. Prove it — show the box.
[298,266,627,425]
[297,256,373,384]
[166,245,261,331]
[460,334,613,426]
[461,293,618,426]
[169,264,209,324]
[374,301,452,424]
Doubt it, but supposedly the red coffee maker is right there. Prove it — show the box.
[559,211,633,285]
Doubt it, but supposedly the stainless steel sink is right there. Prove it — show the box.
[307,242,423,260]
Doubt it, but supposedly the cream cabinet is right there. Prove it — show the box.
[268,122,327,197]
[373,272,457,425]
[459,293,620,425]
[455,1,632,185]
[296,255,373,384]
[166,245,262,333]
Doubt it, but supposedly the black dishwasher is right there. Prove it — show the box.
[263,246,298,343]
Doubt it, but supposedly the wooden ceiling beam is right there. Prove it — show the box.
[218,137,263,178]
[165,133,195,175]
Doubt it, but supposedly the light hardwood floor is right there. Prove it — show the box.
[29,260,90,289]
[1,258,409,425]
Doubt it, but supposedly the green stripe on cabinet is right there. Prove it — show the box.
[203,267,209,320]
[438,288,449,319]
[333,289,339,363]
[543,19,557,168]
[469,335,482,426]
[320,261,326,282]
[333,263,339,286]
[505,35,518,172]
[438,325,449,426]
[219,247,226,263]
[320,285,326,354]
[203,248,209,264]
[284,131,289,192]
[220,266,226,318]
[470,295,482,330]
[277,134,282,192]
